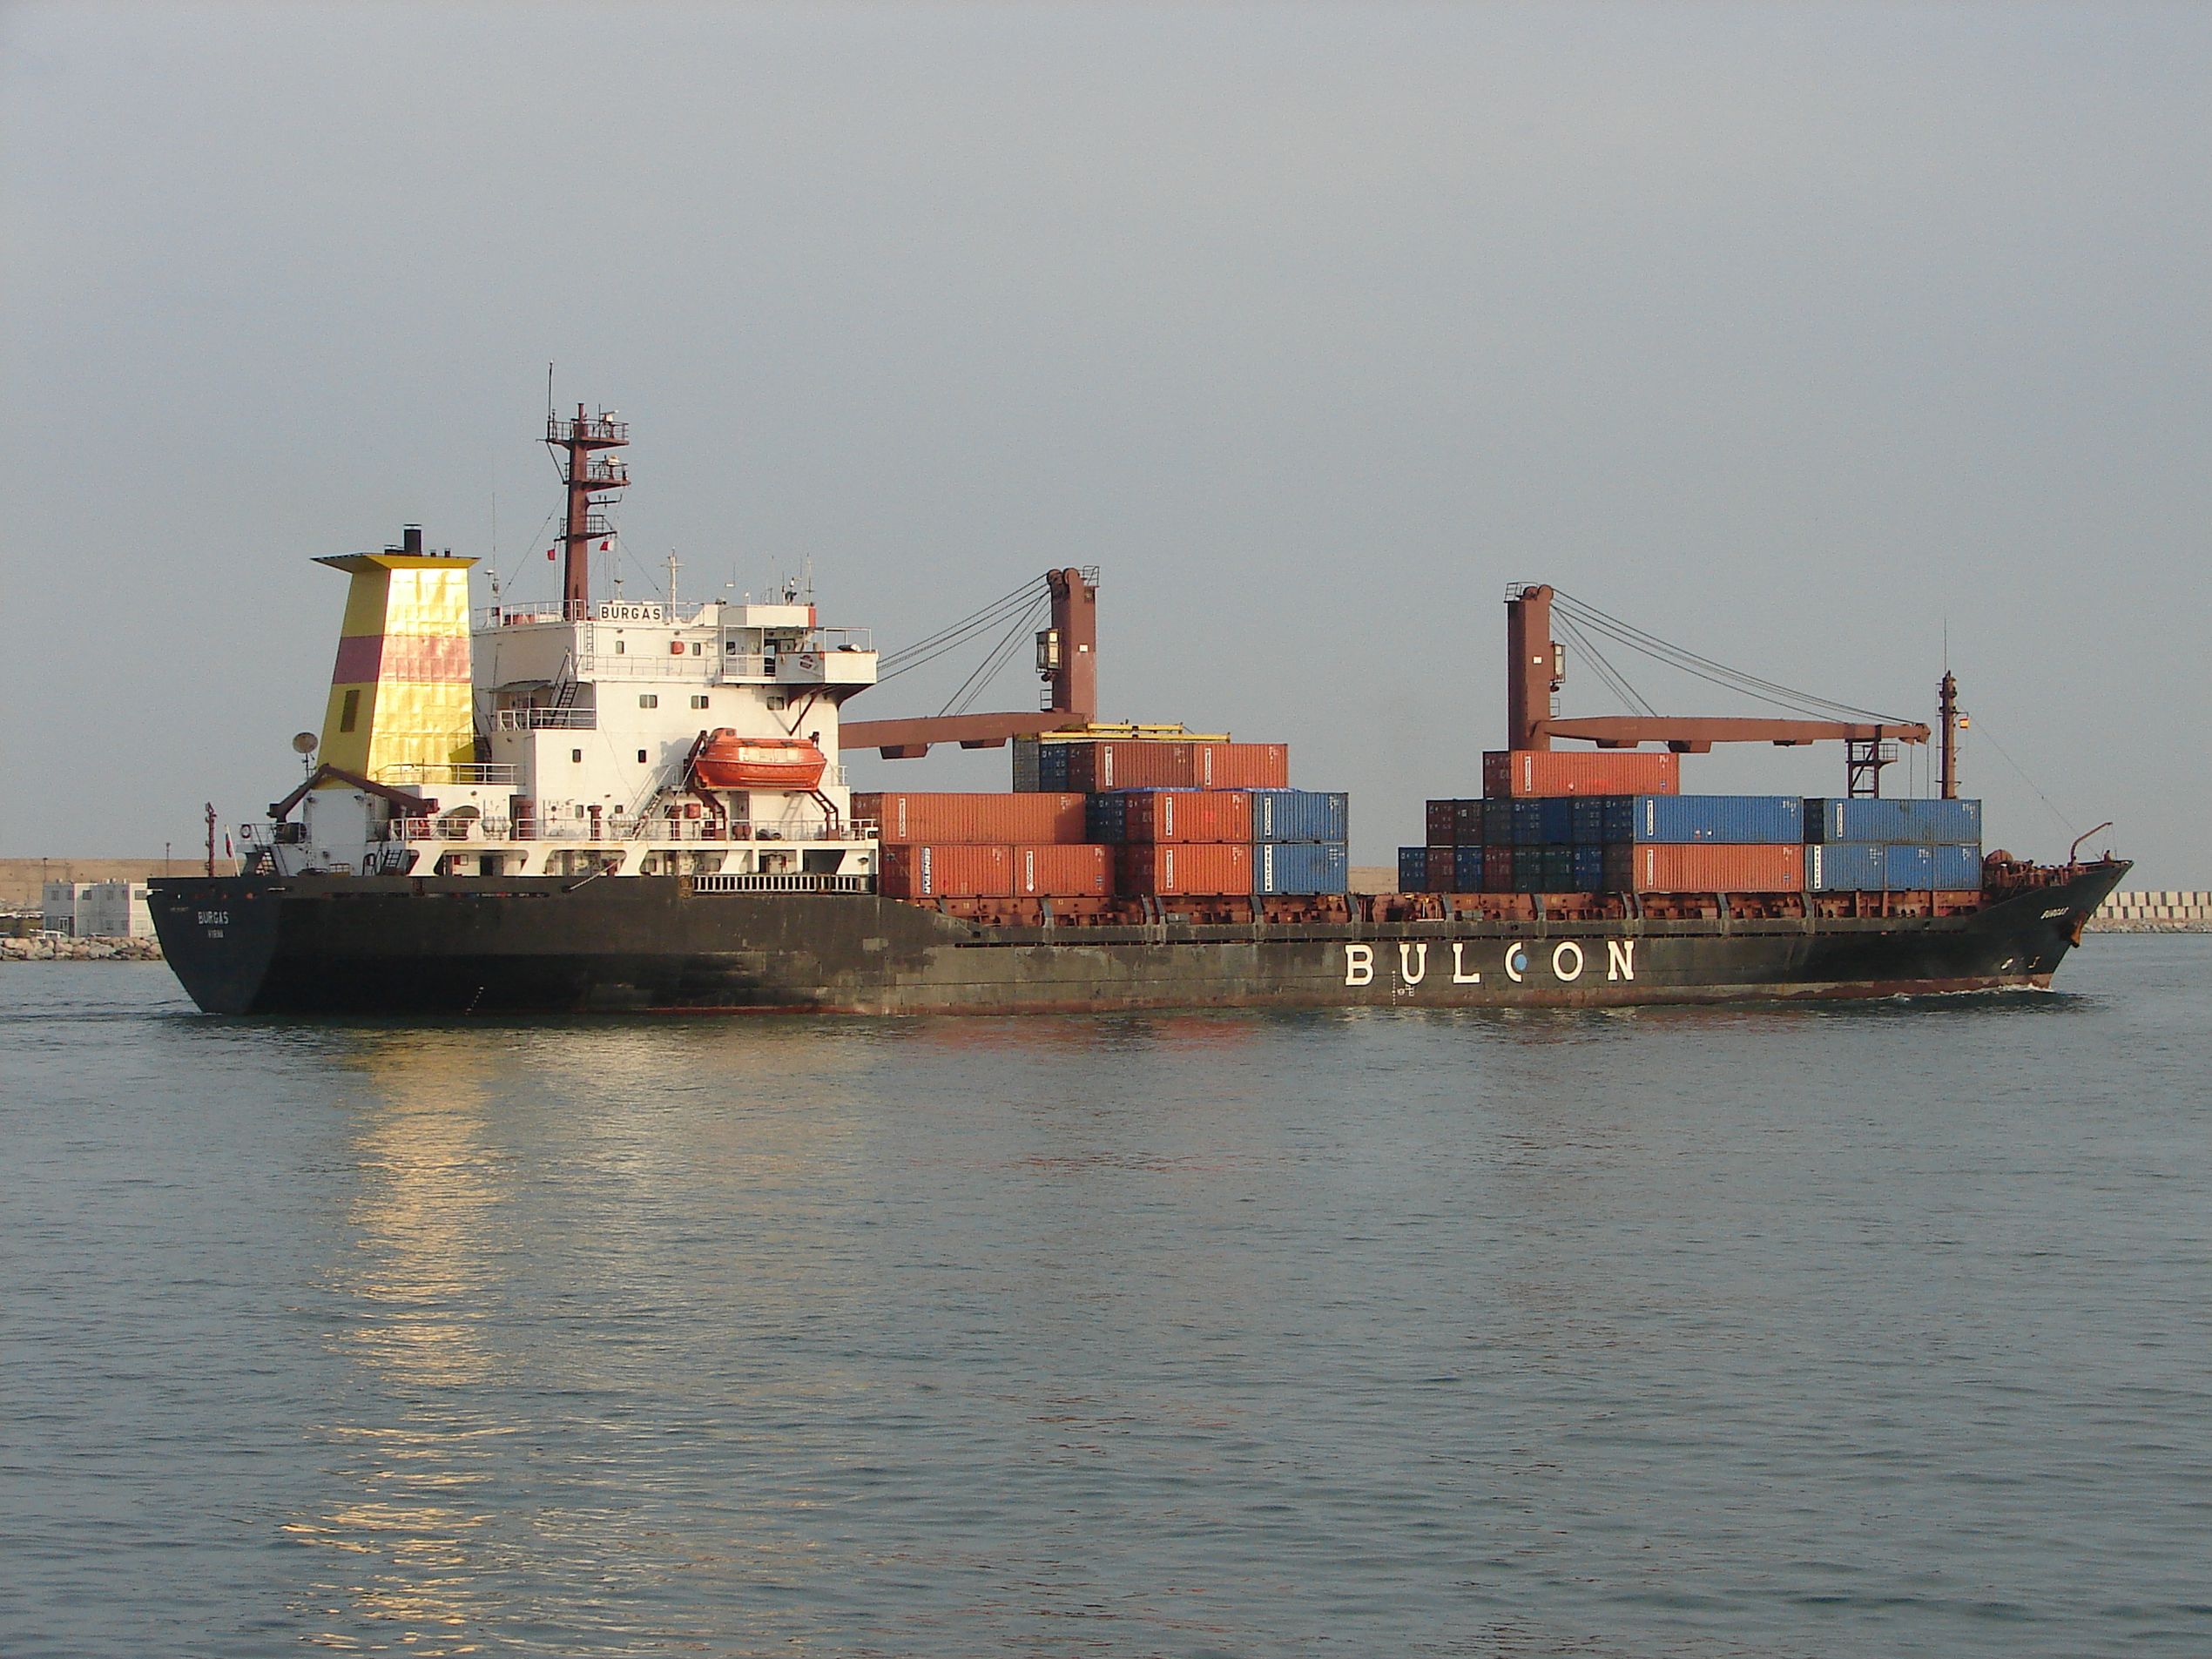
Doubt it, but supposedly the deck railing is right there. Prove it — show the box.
[496,707,597,730]
[691,873,872,894]
[377,813,877,846]
[376,763,519,786]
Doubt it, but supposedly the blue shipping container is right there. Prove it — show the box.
[1807,842,1985,890]
[1569,798,1613,845]
[1804,798,1983,844]
[1015,738,1072,792]
[1453,846,1486,891]
[1511,799,1575,845]
[1570,845,1607,890]
[1807,842,1885,891]
[1398,846,1428,893]
[1885,844,1935,889]
[1254,840,1350,896]
[1085,792,1136,842]
[1250,789,1349,843]
[1932,843,1984,890]
[1625,794,1804,844]
[1588,797,1635,843]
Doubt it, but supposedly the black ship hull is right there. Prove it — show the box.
[149,864,2128,1016]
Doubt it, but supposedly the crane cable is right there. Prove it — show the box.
[877,577,1049,682]
[1549,589,1907,724]
[1551,610,1657,718]
[939,591,1052,718]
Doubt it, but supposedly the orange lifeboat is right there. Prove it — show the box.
[692,730,828,791]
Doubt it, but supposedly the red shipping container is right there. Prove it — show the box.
[1012,843,1113,896]
[853,791,1087,845]
[1621,843,1803,894]
[878,843,1013,898]
[1426,800,1459,846]
[1482,749,1681,798]
[1480,847,1516,893]
[1425,846,1456,892]
[1192,742,1290,788]
[1123,790,1252,844]
[1064,741,1196,792]
[1117,842,1252,896]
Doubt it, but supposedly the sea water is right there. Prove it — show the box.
[3,941,2208,1656]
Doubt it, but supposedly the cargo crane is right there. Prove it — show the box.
[843,568,1099,758]
[1507,584,1932,798]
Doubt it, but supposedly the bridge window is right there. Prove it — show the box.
[571,748,582,763]
[639,694,658,709]
[691,694,709,709]
[637,749,649,764]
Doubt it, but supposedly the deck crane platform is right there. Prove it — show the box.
[1507,584,1932,797]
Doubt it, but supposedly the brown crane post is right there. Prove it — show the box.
[842,568,1100,759]
[1505,584,1563,752]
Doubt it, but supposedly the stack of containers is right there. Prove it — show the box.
[1011,737,1076,793]
[1591,795,1805,894]
[1407,752,1681,894]
[1094,785,1351,897]
[1409,755,1815,894]
[853,791,1112,899]
[1804,798,1983,891]
[1251,787,1351,897]
[1401,799,1485,894]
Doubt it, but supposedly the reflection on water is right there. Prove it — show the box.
[290,1035,511,1647]
[6,946,2210,1656]
[287,1022,898,1655]
[335,1037,509,1389]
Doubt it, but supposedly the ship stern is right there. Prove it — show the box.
[148,877,286,1015]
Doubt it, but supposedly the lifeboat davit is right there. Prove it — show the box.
[692,731,828,791]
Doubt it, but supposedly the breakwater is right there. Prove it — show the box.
[1,935,164,962]
[2089,890,2212,932]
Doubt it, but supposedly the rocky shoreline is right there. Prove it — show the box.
[2,936,165,961]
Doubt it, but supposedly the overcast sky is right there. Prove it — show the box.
[3,2,2207,874]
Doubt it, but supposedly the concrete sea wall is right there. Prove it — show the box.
[2087,890,2212,932]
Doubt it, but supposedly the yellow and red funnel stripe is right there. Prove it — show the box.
[314,551,477,784]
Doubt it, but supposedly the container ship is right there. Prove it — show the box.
[150,408,2127,1015]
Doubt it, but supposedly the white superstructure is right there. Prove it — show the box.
[246,592,880,882]
[238,408,882,885]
